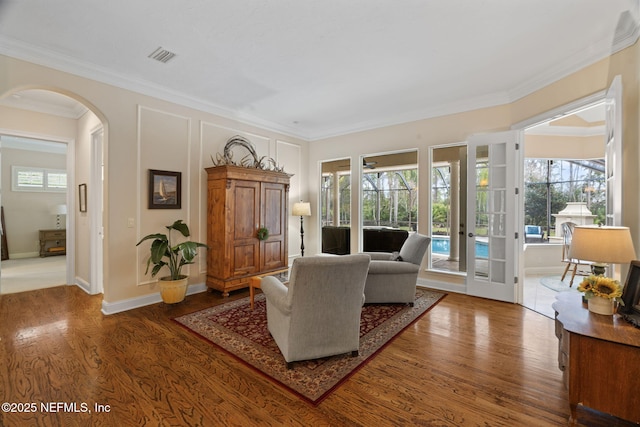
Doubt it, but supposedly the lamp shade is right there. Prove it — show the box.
[51,204,67,215]
[292,202,311,217]
[569,225,636,264]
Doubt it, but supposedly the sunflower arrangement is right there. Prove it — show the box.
[577,275,625,305]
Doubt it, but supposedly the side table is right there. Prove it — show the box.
[249,267,289,310]
[39,229,66,257]
[553,292,640,424]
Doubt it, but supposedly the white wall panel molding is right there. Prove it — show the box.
[136,105,191,285]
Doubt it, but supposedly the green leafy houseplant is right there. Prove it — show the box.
[136,220,208,280]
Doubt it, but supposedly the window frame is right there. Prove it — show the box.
[12,165,67,193]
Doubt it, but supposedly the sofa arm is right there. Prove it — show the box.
[363,251,394,261]
[261,276,292,315]
[368,260,420,275]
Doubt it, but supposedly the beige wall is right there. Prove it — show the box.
[0,37,638,308]
[524,135,604,159]
[310,104,512,256]
[0,145,66,257]
[0,54,308,310]
[0,106,76,259]
[309,43,640,286]
[74,110,102,286]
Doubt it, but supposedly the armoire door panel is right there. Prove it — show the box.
[262,185,284,236]
[232,242,258,276]
[261,182,287,270]
[233,182,260,240]
[262,240,284,270]
[207,182,227,278]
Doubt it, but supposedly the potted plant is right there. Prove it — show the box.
[136,220,208,304]
[577,275,625,315]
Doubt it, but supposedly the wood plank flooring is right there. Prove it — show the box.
[0,285,634,426]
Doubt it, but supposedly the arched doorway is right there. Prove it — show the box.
[0,88,107,298]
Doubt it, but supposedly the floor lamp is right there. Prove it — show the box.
[292,202,311,257]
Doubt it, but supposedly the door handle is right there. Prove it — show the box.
[468,232,474,238]
[458,231,464,236]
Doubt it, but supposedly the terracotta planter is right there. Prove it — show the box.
[587,295,615,315]
[159,276,189,304]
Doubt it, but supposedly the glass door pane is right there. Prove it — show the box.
[467,131,518,303]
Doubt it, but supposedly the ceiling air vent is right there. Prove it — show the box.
[148,47,176,63]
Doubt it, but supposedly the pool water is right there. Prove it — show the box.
[432,236,489,258]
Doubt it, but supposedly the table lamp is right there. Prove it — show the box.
[51,204,67,229]
[569,225,636,276]
[292,201,311,257]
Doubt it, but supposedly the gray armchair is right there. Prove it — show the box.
[363,233,431,305]
[261,254,371,368]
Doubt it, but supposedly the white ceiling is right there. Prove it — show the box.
[0,0,637,141]
[526,102,606,136]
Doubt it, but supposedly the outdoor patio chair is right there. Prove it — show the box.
[524,225,544,243]
[560,222,592,286]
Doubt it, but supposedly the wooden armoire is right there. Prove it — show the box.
[206,165,290,296]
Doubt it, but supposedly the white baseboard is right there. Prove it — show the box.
[75,276,91,294]
[417,277,466,295]
[101,282,208,315]
[8,251,40,259]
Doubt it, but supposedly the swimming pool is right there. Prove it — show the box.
[432,236,489,258]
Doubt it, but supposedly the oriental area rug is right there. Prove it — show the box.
[173,289,445,405]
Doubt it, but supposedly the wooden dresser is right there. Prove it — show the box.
[39,229,66,257]
[553,292,640,424]
[206,165,290,296]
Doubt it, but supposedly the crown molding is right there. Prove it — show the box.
[1,13,638,143]
[307,91,512,141]
[0,36,308,140]
[508,13,639,103]
[0,93,88,119]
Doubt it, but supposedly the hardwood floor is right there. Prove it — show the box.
[0,285,634,426]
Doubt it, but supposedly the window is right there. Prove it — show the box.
[524,159,605,238]
[362,168,418,230]
[12,166,67,192]
[321,171,351,227]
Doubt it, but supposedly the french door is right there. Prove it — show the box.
[605,75,622,226]
[466,131,520,302]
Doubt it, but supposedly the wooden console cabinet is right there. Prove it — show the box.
[206,165,290,296]
[39,229,66,257]
[553,292,640,424]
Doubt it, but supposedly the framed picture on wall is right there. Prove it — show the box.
[148,169,181,209]
[79,183,87,213]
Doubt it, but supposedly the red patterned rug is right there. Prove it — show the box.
[173,288,445,405]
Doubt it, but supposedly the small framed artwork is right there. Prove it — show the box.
[148,169,181,209]
[619,260,640,328]
[78,183,87,213]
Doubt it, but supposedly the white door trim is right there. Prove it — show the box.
[90,127,104,294]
